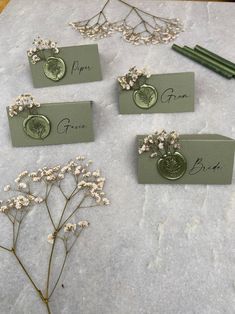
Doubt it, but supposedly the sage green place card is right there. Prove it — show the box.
[137,134,235,184]
[119,72,194,114]
[7,102,94,147]
[28,44,102,88]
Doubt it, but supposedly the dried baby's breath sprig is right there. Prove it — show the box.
[118,66,151,90]
[69,0,116,40]
[116,0,183,45]
[0,156,109,314]
[8,93,40,117]
[27,36,59,64]
[69,0,183,45]
[64,223,77,233]
[139,130,180,157]
[78,220,89,228]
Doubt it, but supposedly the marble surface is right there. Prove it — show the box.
[0,0,235,313]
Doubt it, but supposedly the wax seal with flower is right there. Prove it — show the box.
[8,94,51,140]
[139,130,187,180]
[118,67,158,109]
[27,36,66,81]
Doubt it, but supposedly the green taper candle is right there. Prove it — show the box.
[172,44,233,79]
[194,45,235,72]
[184,46,235,76]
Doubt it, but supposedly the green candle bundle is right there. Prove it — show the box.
[172,44,235,79]
[194,45,235,72]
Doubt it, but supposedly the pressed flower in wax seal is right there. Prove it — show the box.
[118,66,158,109]
[139,130,187,180]
[8,94,51,140]
[28,36,66,81]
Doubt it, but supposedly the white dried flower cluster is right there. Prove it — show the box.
[3,185,11,192]
[47,233,55,244]
[139,130,180,157]
[0,194,42,213]
[78,220,89,228]
[69,21,116,39]
[13,157,109,206]
[69,1,183,46]
[118,66,151,90]
[27,36,59,64]
[115,19,183,45]
[64,223,77,233]
[8,94,40,117]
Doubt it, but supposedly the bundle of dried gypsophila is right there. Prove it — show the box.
[0,156,109,314]
[115,0,183,45]
[139,130,180,158]
[8,93,40,117]
[69,0,115,39]
[118,66,151,90]
[27,36,59,64]
[69,0,183,45]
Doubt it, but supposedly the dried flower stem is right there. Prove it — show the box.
[0,157,109,314]
[0,244,11,252]
[69,0,183,45]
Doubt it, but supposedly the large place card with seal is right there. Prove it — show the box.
[27,37,102,88]
[118,67,194,114]
[137,130,235,184]
[7,94,94,147]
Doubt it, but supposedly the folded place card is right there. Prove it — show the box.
[118,68,194,114]
[137,131,235,184]
[27,37,102,88]
[7,96,94,147]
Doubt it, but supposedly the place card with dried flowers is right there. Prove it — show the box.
[28,37,66,82]
[118,69,195,114]
[7,94,94,147]
[0,156,110,314]
[27,37,102,88]
[139,130,187,181]
[137,131,235,184]
[69,0,183,45]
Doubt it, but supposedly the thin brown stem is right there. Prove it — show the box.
[49,251,68,299]
[14,211,25,249]
[45,185,77,298]
[45,200,56,230]
[123,7,134,22]
[49,229,83,300]
[102,0,110,11]
[57,186,78,229]
[46,302,52,314]
[58,196,87,232]
[46,234,57,298]
[119,0,164,20]
[6,213,14,223]
[0,244,11,252]
[45,184,56,230]
[79,204,99,209]
[12,249,43,298]
[12,210,17,246]
[67,230,83,253]
[58,184,68,200]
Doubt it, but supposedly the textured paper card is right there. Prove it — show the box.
[119,72,194,114]
[7,102,94,147]
[137,134,235,184]
[28,44,102,88]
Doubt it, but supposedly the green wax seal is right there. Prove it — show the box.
[23,115,51,140]
[157,152,187,180]
[43,57,66,81]
[133,84,158,109]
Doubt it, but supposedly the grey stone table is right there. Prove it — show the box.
[0,0,235,313]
